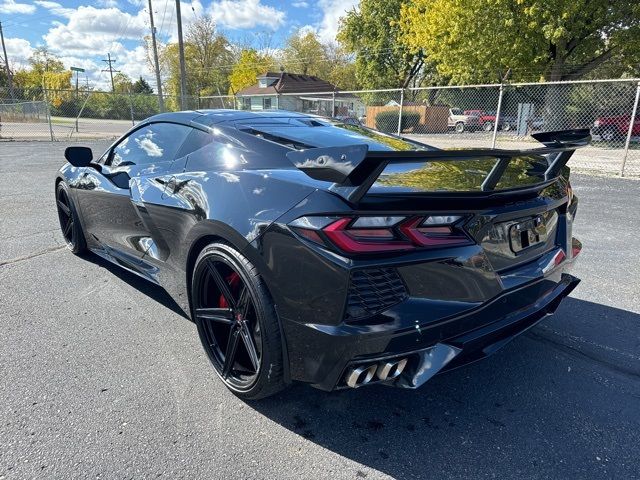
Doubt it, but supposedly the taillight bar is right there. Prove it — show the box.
[323,218,414,253]
[289,215,472,254]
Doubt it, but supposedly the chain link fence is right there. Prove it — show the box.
[2,79,639,176]
[0,87,198,142]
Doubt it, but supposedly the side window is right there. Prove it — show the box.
[110,122,191,167]
[175,128,215,158]
[263,98,272,110]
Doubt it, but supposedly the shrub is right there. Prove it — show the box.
[375,110,421,133]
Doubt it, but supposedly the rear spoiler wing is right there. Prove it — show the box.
[286,129,590,203]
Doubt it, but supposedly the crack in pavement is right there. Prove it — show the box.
[0,245,67,267]
[536,324,640,361]
[0,228,59,241]
[526,330,640,380]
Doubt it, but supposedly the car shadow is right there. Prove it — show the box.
[82,251,191,320]
[248,298,640,478]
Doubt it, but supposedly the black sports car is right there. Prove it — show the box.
[55,110,586,399]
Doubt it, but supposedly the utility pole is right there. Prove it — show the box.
[175,0,187,110]
[101,53,119,92]
[147,0,164,112]
[0,21,16,100]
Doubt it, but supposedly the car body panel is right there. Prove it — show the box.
[55,109,584,392]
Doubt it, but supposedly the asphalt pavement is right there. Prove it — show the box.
[1,141,639,479]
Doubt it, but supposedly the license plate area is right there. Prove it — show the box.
[509,215,547,254]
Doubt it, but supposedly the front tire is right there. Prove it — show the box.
[56,181,86,254]
[191,242,287,400]
[483,121,494,132]
[601,127,619,142]
[455,122,465,133]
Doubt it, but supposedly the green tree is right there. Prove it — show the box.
[132,76,153,94]
[282,30,330,78]
[337,0,426,89]
[400,0,640,83]
[161,16,234,102]
[112,72,133,93]
[13,48,71,104]
[227,48,276,95]
[280,30,359,89]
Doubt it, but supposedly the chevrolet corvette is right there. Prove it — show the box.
[55,110,585,399]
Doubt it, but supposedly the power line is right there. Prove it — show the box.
[175,0,187,109]
[0,22,16,100]
[101,53,120,92]
[147,0,165,111]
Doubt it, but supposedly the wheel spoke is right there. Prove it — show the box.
[239,323,260,372]
[222,326,241,378]
[206,261,236,309]
[57,200,71,216]
[195,307,234,325]
[237,286,251,319]
[63,218,73,237]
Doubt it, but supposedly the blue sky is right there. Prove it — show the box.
[0,0,358,90]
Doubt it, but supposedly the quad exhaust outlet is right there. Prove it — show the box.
[344,357,408,388]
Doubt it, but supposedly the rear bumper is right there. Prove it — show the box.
[282,271,579,391]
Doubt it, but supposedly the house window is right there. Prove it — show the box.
[263,98,272,110]
[242,97,251,110]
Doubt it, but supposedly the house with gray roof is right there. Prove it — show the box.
[236,72,364,118]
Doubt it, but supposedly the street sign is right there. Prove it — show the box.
[70,66,85,72]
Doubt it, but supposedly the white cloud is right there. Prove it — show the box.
[208,0,285,30]
[292,1,308,7]
[0,0,36,14]
[34,1,74,17]
[4,37,34,66]
[43,6,147,56]
[312,0,358,44]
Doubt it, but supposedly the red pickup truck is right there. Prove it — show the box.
[592,114,640,141]
[464,110,515,132]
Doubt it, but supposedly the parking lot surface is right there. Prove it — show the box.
[1,141,639,479]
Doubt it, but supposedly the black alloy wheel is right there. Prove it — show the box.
[56,182,86,254]
[192,243,285,399]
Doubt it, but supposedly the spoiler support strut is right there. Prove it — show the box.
[287,129,591,204]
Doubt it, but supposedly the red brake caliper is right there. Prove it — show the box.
[219,272,241,308]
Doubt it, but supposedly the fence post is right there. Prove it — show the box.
[331,91,336,117]
[491,83,504,148]
[128,90,135,126]
[397,88,404,136]
[620,81,640,177]
[69,91,92,140]
[42,88,54,142]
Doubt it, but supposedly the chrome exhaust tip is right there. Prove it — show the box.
[345,364,377,388]
[376,358,408,381]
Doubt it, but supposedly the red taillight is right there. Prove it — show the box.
[399,217,471,248]
[323,217,414,253]
[290,215,472,254]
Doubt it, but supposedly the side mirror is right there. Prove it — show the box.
[64,146,93,167]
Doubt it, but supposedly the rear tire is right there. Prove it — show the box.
[55,181,86,255]
[191,242,287,400]
[601,127,619,142]
[483,121,494,132]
